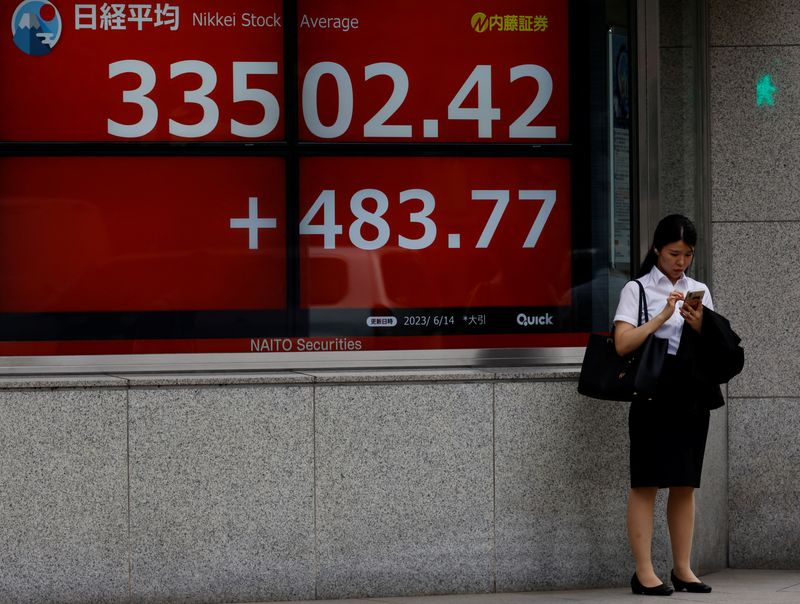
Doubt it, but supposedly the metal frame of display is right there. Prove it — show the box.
[0,0,617,373]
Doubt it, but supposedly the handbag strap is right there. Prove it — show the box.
[634,280,649,326]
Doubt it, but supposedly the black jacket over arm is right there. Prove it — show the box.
[677,308,745,410]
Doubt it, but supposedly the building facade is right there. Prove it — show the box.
[0,1,798,602]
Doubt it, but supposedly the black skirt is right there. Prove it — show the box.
[629,355,710,488]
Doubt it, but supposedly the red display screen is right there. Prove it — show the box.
[300,157,571,309]
[298,0,568,142]
[1,1,284,141]
[0,157,286,311]
[0,1,586,359]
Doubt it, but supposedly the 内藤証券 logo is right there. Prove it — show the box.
[471,12,489,33]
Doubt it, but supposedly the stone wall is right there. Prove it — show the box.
[710,0,800,569]
[0,369,727,602]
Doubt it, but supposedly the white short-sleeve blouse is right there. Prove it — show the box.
[613,265,714,355]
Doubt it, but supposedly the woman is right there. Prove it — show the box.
[613,215,714,596]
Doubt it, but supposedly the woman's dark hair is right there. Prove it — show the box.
[637,214,698,277]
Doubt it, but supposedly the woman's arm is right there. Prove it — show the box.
[614,290,684,356]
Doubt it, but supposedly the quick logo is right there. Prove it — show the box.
[517,312,554,327]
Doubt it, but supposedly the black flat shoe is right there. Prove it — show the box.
[631,572,674,596]
[671,570,712,593]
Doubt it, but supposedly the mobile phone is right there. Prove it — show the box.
[684,290,705,310]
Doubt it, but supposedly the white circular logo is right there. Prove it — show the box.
[11,1,62,56]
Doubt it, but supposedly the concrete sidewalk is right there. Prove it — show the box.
[263,570,800,604]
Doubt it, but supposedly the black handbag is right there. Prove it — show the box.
[578,281,668,401]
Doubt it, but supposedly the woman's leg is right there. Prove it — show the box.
[628,487,660,585]
[667,486,700,582]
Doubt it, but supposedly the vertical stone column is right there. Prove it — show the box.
[710,0,800,568]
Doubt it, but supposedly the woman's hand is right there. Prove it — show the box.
[614,291,684,356]
[658,290,684,321]
[681,299,703,332]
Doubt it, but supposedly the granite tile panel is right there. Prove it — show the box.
[693,404,728,574]
[486,367,581,381]
[710,46,800,222]
[728,398,800,568]
[494,383,674,590]
[660,47,698,219]
[303,368,489,384]
[712,222,800,398]
[118,371,312,386]
[0,374,128,389]
[710,0,800,46]
[661,0,698,49]
[0,388,129,603]
[128,385,315,603]
[315,382,494,599]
